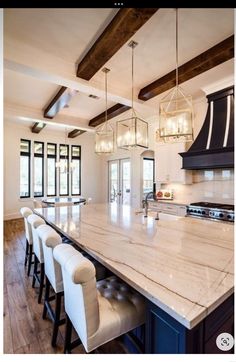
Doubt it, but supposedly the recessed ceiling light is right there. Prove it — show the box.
[89,94,100,99]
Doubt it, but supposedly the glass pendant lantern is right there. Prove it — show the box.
[95,68,114,154]
[117,41,148,150]
[159,9,194,143]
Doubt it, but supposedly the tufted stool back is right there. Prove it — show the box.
[53,244,99,346]
[20,207,33,244]
[38,225,65,293]
[27,214,46,262]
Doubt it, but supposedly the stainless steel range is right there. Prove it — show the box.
[187,202,234,222]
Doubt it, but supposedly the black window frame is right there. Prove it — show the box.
[71,145,81,196]
[20,139,31,198]
[143,157,155,195]
[47,143,57,197]
[33,141,44,198]
[59,144,69,196]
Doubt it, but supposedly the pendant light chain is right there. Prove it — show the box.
[175,8,178,89]
[131,43,134,115]
[105,69,108,129]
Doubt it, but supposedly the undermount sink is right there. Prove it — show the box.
[146,211,182,221]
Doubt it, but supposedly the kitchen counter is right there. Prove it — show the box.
[34,203,234,330]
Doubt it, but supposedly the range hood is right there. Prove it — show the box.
[179,86,234,170]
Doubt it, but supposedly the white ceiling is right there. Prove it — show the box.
[3,8,234,131]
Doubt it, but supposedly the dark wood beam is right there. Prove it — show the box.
[89,104,131,127]
[44,86,78,119]
[138,35,234,101]
[68,129,86,138]
[31,122,46,133]
[77,8,159,80]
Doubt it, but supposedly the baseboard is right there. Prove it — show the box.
[4,212,22,221]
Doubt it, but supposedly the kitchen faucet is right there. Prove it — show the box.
[143,191,159,220]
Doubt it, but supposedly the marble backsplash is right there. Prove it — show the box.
[165,169,234,205]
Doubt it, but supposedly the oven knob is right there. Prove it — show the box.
[227,214,232,219]
[219,213,224,218]
[197,210,201,214]
[201,210,206,215]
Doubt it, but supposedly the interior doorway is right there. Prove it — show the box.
[108,159,131,205]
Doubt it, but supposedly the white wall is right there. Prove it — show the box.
[4,121,103,219]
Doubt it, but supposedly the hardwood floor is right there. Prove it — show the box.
[3,219,127,354]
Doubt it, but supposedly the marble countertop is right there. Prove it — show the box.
[34,203,234,329]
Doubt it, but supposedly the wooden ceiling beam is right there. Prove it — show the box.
[89,103,131,127]
[68,129,86,138]
[77,8,159,80]
[44,86,78,119]
[138,35,234,101]
[31,122,46,133]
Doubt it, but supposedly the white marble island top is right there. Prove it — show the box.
[34,203,234,329]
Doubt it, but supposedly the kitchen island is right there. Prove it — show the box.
[34,203,234,354]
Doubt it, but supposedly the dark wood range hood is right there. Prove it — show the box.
[179,86,234,170]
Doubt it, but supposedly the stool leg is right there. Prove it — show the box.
[51,292,63,347]
[64,314,72,354]
[27,244,33,276]
[42,277,50,320]
[32,256,38,288]
[24,239,29,266]
[38,263,45,304]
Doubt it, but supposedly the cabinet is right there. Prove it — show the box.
[150,201,187,216]
[145,294,234,354]
[155,142,192,184]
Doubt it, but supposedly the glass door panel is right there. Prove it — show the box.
[109,160,119,204]
[121,159,131,205]
[108,159,131,205]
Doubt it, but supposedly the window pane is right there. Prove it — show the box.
[72,160,80,195]
[47,143,56,156]
[72,146,80,158]
[143,159,154,195]
[34,157,43,196]
[34,142,43,154]
[60,169,68,195]
[20,156,30,197]
[60,145,68,157]
[20,140,30,153]
[47,158,56,196]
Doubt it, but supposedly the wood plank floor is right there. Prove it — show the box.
[3,219,127,354]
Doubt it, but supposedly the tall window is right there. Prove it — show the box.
[20,139,31,198]
[59,144,69,196]
[143,158,154,196]
[34,142,44,197]
[71,145,81,195]
[47,143,57,196]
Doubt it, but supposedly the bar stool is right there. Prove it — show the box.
[53,244,146,354]
[20,207,33,276]
[27,214,46,303]
[37,224,67,347]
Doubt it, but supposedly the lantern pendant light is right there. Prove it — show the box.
[116,40,148,150]
[158,8,194,143]
[95,68,114,154]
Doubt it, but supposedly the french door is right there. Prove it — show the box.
[108,159,131,205]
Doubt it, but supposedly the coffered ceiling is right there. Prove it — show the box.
[4,8,234,134]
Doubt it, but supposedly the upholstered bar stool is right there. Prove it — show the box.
[37,224,67,347]
[53,244,146,354]
[20,207,34,276]
[27,214,46,303]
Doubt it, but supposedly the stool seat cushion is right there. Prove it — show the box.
[28,214,45,262]
[86,276,145,352]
